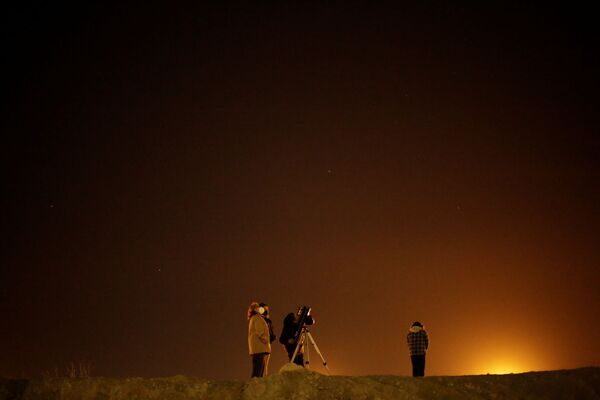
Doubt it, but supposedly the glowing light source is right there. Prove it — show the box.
[485,358,528,375]
[487,365,519,375]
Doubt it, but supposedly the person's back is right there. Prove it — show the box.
[280,312,304,366]
[406,321,429,377]
[279,314,296,345]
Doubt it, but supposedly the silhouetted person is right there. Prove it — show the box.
[259,302,277,344]
[407,321,429,377]
[247,302,271,377]
[279,312,305,366]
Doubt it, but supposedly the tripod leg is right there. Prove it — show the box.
[305,335,310,368]
[290,331,305,365]
[306,332,330,374]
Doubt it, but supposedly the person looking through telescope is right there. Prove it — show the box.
[279,307,315,366]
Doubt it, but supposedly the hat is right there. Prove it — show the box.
[412,321,423,328]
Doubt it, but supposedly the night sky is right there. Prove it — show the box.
[3,3,599,379]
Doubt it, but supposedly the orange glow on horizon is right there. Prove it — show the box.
[483,360,529,375]
[457,345,548,376]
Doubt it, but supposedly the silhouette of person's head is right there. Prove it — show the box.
[283,312,296,326]
[247,302,261,319]
[259,302,270,317]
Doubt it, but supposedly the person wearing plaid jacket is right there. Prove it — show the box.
[407,321,429,377]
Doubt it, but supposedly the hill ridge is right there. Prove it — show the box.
[1,366,599,399]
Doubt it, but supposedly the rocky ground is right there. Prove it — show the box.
[1,364,598,399]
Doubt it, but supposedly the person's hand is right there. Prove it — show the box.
[287,338,295,344]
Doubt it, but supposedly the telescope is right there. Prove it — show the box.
[291,305,330,373]
[292,306,314,343]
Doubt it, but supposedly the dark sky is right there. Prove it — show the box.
[2,3,599,379]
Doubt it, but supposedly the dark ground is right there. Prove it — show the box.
[1,367,599,400]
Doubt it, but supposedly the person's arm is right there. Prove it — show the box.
[424,331,429,350]
[268,321,277,343]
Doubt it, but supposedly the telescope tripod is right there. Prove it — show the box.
[291,326,330,374]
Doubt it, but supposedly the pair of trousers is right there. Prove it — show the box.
[411,354,426,377]
[285,345,305,367]
[251,353,270,378]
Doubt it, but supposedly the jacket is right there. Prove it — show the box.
[279,317,303,354]
[248,314,271,355]
[407,326,429,356]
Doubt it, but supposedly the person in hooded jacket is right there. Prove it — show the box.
[247,302,271,377]
[406,321,429,377]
